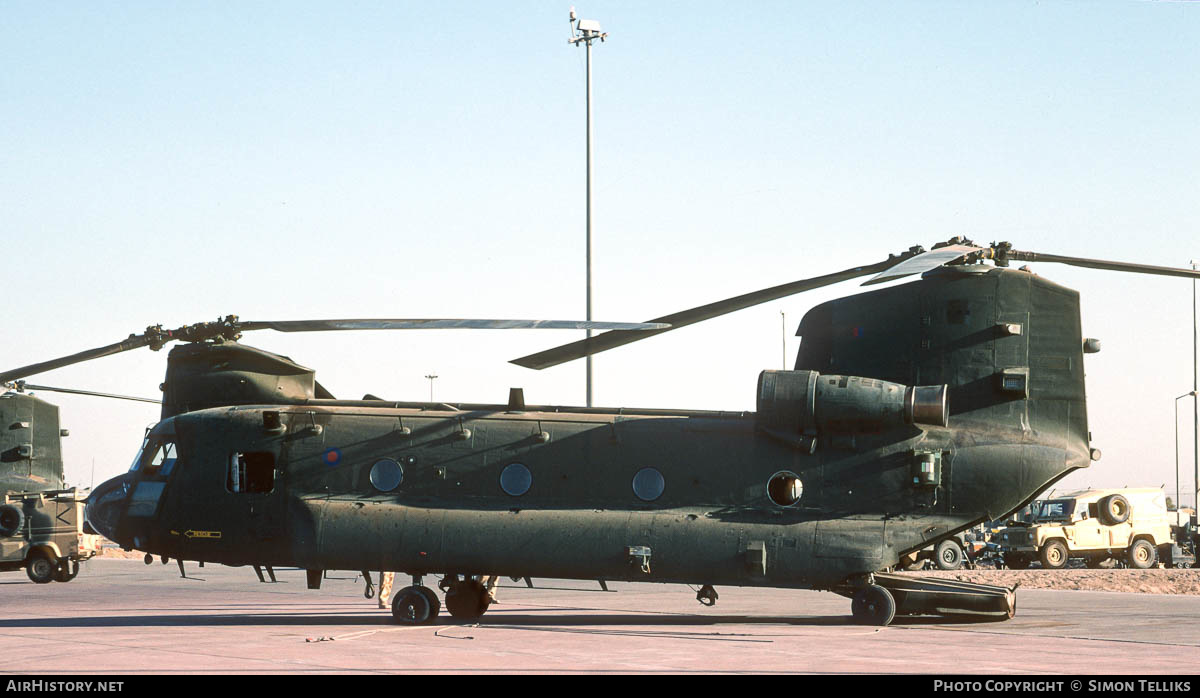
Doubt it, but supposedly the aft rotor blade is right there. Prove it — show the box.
[16,383,161,404]
[0,335,153,384]
[1004,250,1200,280]
[862,245,982,286]
[511,251,923,371]
[239,319,671,332]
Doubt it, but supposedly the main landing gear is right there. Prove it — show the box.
[390,574,495,625]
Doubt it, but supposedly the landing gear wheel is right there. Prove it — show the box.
[391,586,434,625]
[445,580,490,620]
[415,586,441,619]
[1003,553,1032,570]
[935,539,964,570]
[1039,540,1068,569]
[1128,539,1156,570]
[53,559,80,582]
[850,584,896,626]
[26,551,57,584]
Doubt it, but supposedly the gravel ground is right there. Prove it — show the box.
[904,568,1200,595]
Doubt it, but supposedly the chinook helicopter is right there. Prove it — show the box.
[7,238,1199,626]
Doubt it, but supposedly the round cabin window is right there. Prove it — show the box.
[500,463,532,496]
[369,459,404,491]
[767,471,803,507]
[632,467,666,502]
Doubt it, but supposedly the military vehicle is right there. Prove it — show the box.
[0,488,100,582]
[4,239,1199,626]
[0,380,177,584]
[993,488,1176,569]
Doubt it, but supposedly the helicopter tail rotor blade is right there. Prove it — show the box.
[239,319,670,332]
[511,249,927,371]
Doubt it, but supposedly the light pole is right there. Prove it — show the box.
[569,8,607,407]
[1176,391,1196,511]
[425,374,438,403]
[1193,261,1198,512]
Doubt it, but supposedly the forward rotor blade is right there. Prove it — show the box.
[14,383,161,404]
[862,244,982,286]
[0,317,669,384]
[0,335,154,384]
[238,319,671,332]
[511,250,924,371]
[1004,250,1200,280]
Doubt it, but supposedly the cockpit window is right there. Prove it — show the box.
[228,452,275,494]
[128,437,150,472]
[146,442,179,477]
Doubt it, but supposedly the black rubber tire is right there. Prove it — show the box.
[0,505,24,538]
[1128,539,1157,569]
[1099,494,1131,526]
[445,580,490,620]
[54,559,80,583]
[26,550,57,584]
[935,539,964,570]
[1003,553,1032,570]
[1039,540,1069,569]
[850,584,896,626]
[391,586,434,625]
[415,585,441,620]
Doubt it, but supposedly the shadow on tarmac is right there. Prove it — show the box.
[0,608,1010,629]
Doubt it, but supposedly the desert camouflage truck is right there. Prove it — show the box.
[0,489,100,582]
[992,488,1173,570]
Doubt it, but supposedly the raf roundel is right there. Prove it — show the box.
[322,448,342,467]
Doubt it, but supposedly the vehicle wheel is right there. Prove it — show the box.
[1128,539,1156,570]
[1099,494,1131,525]
[935,539,964,570]
[445,580,490,620]
[1003,553,1032,570]
[0,505,24,538]
[26,550,57,584]
[53,560,80,582]
[391,586,434,625]
[1039,540,1069,569]
[415,585,441,620]
[850,584,896,626]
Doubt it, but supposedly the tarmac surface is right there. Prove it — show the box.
[1,559,1198,674]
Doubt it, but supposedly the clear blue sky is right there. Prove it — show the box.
[3,2,1198,500]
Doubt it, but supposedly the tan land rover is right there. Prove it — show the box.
[992,488,1172,570]
[0,489,101,583]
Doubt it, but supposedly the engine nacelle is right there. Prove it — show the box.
[756,370,947,436]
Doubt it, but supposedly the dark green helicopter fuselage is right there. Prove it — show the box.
[88,266,1093,590]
